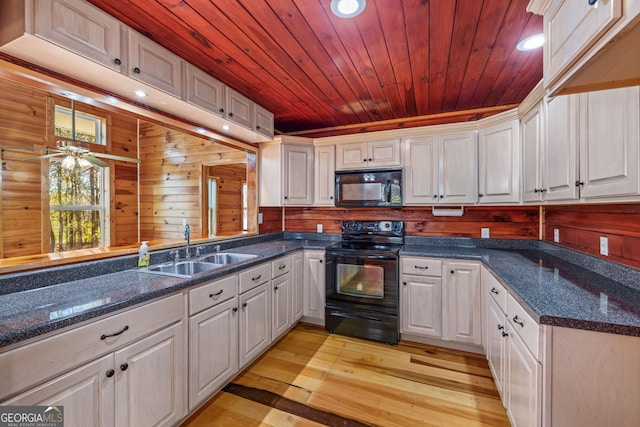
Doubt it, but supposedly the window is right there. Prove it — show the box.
[242,181,248,231]
[208,176,218,236]
[49,105,109,252]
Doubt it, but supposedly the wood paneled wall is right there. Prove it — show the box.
[258,206,283,234]
[205,163,247,236]
[279,206,539,238]
[0,77,139,256]
[138,122,250,242]
[544,204,640,269]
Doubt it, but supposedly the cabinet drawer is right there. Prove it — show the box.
[0,293,184,400]
[401,257,441,276]
[484,269,508,313]
[271,256,291,279]
[507,293,540,360]
[239,263,271,294]
[189,275,237,315]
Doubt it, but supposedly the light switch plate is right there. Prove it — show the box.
[258,213,263,224]
[481,228,490,238]
[553,229,560,243]
[600,236,609,256]
[317,224,323,233]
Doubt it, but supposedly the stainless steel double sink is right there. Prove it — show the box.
[138,252,258,278]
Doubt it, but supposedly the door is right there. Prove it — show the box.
[225,87,253,129]
[114,321,185,427]
[254,104,274,138]
[336,142,368,169]
[128,30,183,97]
[444,261,481,344]
[188,298,238,410]
[402,135,439,204]
[400,274,442,338]
[368,139,401,167]
[239,283,271,368]
[303,250,325,325]
[314,145,335,205]
[579,86,640,199]
[545,94,579,201]
[291,251,304,322]
[521,104,544,202]
[487,298,507,397]
[272,272,291,340]
[478,120,520,204]
[2,354,115,427]
[507,329,541,427]
[185,65,225,117]
[440,132,477,203]
[283,144,314,205]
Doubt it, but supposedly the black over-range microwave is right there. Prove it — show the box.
[334,168,402,208]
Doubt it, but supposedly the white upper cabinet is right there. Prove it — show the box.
[530,0,640,95]
[314,145,335,205]
[127,30,183,97]
[225,87,254,129]
[335,139,400,170]
[34,0,123,72]
[259,138,314,206]
[403,132,477,204]
[184,65,225,117]
[521,102,544,203]
[478,117,520,204]
[579,86,640,199]
[544,94,579,201]
[254,104,275,139]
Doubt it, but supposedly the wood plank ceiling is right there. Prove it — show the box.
[87,0,542,137]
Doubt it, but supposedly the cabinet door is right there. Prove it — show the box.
[487,298,507,398]
[579,86,640,199]
[239,283,271,368]
[368,139,401,167]
[2,354,115,427]
[283,144,314,205]
[128,30,183,97]
[507,330,541,427]
[478,120,520,204]
[114,321,185,427]
[254,104,274,139]
[544,0,621,87]
[336,142,368,169]
[444,261,482,345]
[400,274,442,338]
[314,145,335,205]
[35,0,123,72]
[544,94,579,201]
[521,104,543,202]
[303,250,325,325]
[188,298,238,410]
[272,272,291,340]
[225,87,254,129]
[184,65,225,117]
[402,136,439,204]
[440,132,477,203]
[291,251,304,322]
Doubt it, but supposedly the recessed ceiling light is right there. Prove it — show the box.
[331,0,366,18]
[517,33,544,51]
[222,125,230,131]
[134,90,148,97]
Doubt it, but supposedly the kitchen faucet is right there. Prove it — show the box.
[184,224,191,258]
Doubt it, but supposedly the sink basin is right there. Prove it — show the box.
[142,260,223,278]
[198,252,257,265]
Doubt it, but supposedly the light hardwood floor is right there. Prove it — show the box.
[182,324,510,427]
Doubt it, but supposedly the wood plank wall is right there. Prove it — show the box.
[0,77,140,256]
[258,206,283,234]
[205,163,247,236]
[544,204,640,269]
[138,122,250,242]
[276,206,539,238]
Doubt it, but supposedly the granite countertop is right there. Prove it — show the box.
[0,236,336,348]
[2,233,640,350]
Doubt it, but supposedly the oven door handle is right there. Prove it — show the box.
[326,251,397,261]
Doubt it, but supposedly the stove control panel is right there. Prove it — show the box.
[341,220,404,235]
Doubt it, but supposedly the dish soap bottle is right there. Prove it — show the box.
[138,241,150,268]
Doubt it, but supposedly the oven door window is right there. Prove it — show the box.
[336,263,384,298]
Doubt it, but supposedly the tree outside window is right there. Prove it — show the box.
[49,105,109,252]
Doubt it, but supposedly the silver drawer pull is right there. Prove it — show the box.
[513,315,524,327]
[252,274,262,282]
[209,290,223,298]
[414,265,428,270]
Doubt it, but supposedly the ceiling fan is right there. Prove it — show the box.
[0,100,140,170]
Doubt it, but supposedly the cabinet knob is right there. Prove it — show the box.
[132,67,140,74]
[363,158,367,162]
[319,259,323,263]
[450,270,455,274]
[588,0,598,5]
[440,195,444,198]
[229,112,234,117]
[478,193,484,198]
[575,180,584,187]
[106,369,115,378]
[113,58,121,65]
[368,158,372,162]
[233,307,238,313]
[256,125,261,129]
[120,363,129,371]
[433,194,438,198]
[284,196,288,200]
[219,108,225,113]
[402,281,407,286]
[242,302,248,308]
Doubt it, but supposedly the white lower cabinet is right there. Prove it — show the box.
[291,251,304,323]
[507,324,541,427]
[400,257,481,346]
[238,281,271,369]
[3,320,185,427]
[302,250,326,325]
[271,255,292,341]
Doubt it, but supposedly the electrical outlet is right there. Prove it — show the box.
[317,224,323,233]
[600,237,609,256]
[258,213,263,224]
[481,228,490,238]
[553,229,560,243]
